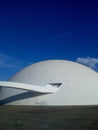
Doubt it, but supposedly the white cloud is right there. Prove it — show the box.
[76,57,98,70]
[0,53,30,68]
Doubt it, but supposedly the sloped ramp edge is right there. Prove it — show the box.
[0,81,60,93]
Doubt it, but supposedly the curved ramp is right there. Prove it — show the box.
[0,81,60,93]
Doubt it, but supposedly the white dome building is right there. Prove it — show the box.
[0,60,98,105]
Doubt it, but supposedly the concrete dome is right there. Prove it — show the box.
[0,60,98,105]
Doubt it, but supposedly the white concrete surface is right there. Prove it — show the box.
[0,60,98,105]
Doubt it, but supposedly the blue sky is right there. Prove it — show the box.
[0,0,98,80]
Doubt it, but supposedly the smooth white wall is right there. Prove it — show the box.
[1,60,98,105]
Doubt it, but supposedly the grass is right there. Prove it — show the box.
[0,105,98,130]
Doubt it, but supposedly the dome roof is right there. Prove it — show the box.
[1,60,98,105]
[8,59,98,86]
